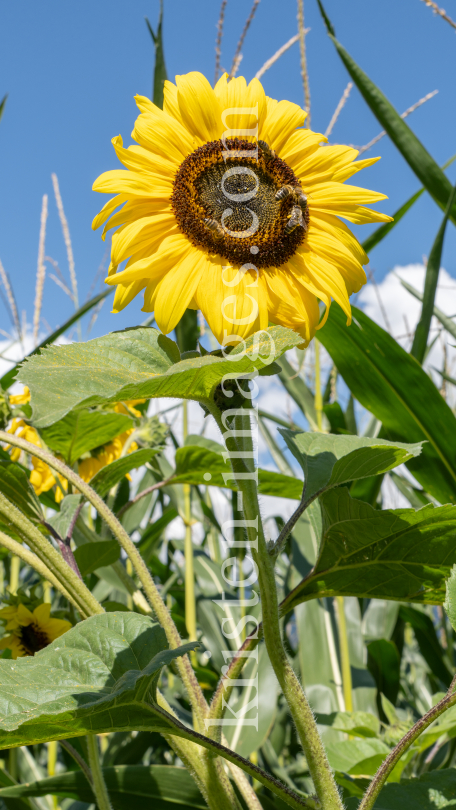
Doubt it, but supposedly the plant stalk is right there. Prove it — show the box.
[86,734,113,810]
[206,401,343,810]
[335,596,352,712]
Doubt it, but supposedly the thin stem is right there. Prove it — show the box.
[0,529,84,613]
[297,0,311,126]
[60,740,93,786]
[335,596,352,712]
[115,478,172,519]
[183,401,197,664]
[359,687,456,810]
[86,735,112,810]
[0,429,208,730]
[206,401,343,810]
[0,495,102,617]
[271,484,306,560]
[314,339,323,431]
[9,555,20,594]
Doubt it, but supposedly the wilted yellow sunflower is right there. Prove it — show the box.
[0,603,71,659]
[93,72,391,345]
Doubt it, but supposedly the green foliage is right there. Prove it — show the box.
[90,448,159,497]
[40,410,133,465]
[19,325,301,427]
[73,540,120,576]
[319,304,456,503]
[282,488,456,611]
[0,460,43,522]
[0,612,196,747]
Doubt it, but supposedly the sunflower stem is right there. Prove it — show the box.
[0,429,209,731]
[86,734,112,810]
[335,596,353,712]
[314,339,323,432]
[205,399,343,810]
[0,492,103,618]
[183,401,198,667]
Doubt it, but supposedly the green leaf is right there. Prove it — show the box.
[278,355,328,432]
[40,410,133,465]
[0,765,207,809]
[73,540,120,576]
[317,0,456,225]
[281,487,456,613]
[0,612,196,747]
[318,303,456,504]
[444,564,456,631]
[358,767,456,809]
[90,449,159,498]
[361,153,456,255]
[325,738,390,776]
[279,430,421,503]
[0,289,114,391]
[317,711,380,739]
[367,639,401,706]
[411,181,456,363]
[173,443,303,500]
[19,325,301,428]
[145,0,167,110]
[399,605,452,687]
[0,460,43,522]
[47,494,82,539]
[0,94,7,124]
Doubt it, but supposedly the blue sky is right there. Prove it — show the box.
[0,0,455,341]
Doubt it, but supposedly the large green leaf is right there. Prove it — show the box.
[411,181,456,363]
[73,539,120,576]
[325,737,390,776]
[318,304,456,504]
[0,612,195,747]
[345,767,456,809]
[0,289,114,391]
[281,487,456,613]
[90,448,159,498]
[279,431,421,503]
[19,325,301,428]
[0,765,206,809]
[40,410,133,465]
[317,0,456,225]
[173,442,303,500]
[0,460,43,522]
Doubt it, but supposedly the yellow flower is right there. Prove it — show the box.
[78,429,138,482]
[0,603,71,659]
[9,386,31,405]
[7,419,63,498]
[113,399,145,417]
[93,72,391,346]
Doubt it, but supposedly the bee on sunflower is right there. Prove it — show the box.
[0,601,71,659]
[92,72,391,346]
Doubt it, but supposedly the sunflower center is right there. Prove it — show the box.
[20,623,49,656]
[171,138,308,268]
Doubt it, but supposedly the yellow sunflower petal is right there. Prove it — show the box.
[307,180,387,208]
[306,227,366,295]
[263,268,319,344]
[154,248,207,334]
[295,145,359,185]
[111,135,178,177]
[92,195,127,231]
[176,72,222,143]
[279,129,327,168]
[261,99,306,154]
[112,280,148,313]
[111,212,176,265]
[33,603,52,624]
[16,604,34,626]
[93,169,172,199]
[289,249,351,321]
[214,74,267,138]
[163,80,186,126]
[333,155,381,183]
[107,233,193,286]
[132,106,194,162]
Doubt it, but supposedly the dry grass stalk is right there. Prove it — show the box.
[214,0,228,85]
[297,0,311,127]
[325,82,353,138]
[33,194,49,346]
[229,0,261,78]
[367,267,392,334]
[86,298,106,336]
[51,173,78,309]
[255,33,301,80]
[420,0,456,30]
[45,256,73,298]
[358,89,438,155]
[0,259,21,341]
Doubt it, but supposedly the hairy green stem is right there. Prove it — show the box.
[0,430,208,730]
[0,529,86,615]
[206,401,343,810]
[359,687,456,810]
[0,492,103,617]
[86,734,113,810]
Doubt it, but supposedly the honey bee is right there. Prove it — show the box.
[258,140,276,160]
[204,217,224,239]
[284,205,307,235]
[275,185,308,213]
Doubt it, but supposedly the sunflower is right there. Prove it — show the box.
[0,603,71,659]
[78,427,138,482]
[92,72,391,346]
